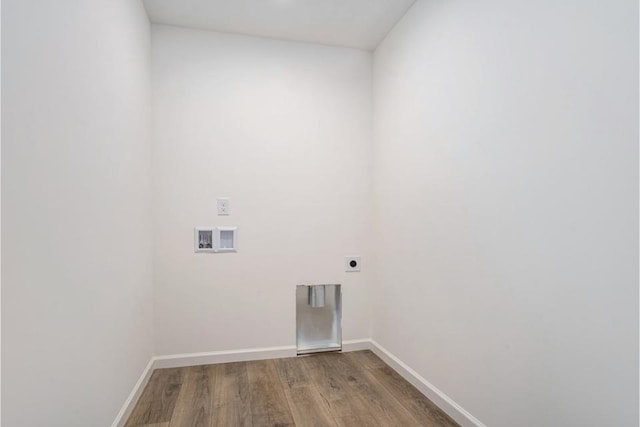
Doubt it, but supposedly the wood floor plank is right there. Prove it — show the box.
[345,350,386,370]
[311,353,385,423]
[126,368,184,427]
[276,356,334,426]
[322,353,423,427]
[367,365,460,427]
[212,362,253,427]
[246,360,295,427]
[333,414,379,427]
[169,365,217,427]
[283,385,335,427]
[301,354,358,419]
[274,357,310,390]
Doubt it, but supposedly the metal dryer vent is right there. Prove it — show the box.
[296,284,342,355]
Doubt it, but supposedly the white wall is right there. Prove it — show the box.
[2,1,153,425]
[151,25,373,355]
[0,0,3,421]
[372,1,638,426]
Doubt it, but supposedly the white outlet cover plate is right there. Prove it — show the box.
[217,198,230,215]
[345,256,361,272]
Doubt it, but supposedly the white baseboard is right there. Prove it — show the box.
[153,339,372,370]
[112,338,483,427]
[369,340,485,427]
[341,338,371,352]
[111,358,155,427]
[153,345,297,369]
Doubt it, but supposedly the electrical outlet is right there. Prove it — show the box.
[345,256,361,272]
[217,198,230,216]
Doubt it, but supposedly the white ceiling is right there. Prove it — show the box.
[142,0,416,50]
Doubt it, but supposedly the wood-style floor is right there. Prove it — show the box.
[125,350,459,427]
